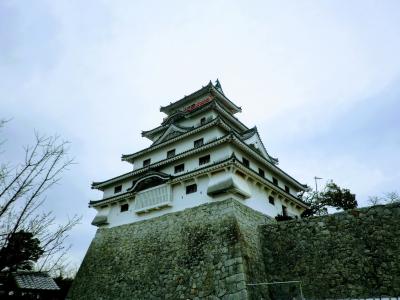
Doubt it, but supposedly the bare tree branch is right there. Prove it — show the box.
[367,195,381,206]
[384,191,400,204]
[0,121,79,274]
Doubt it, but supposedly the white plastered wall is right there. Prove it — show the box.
[232,146,301,196]
[96,175,214,228]
[96,169,303,229]
[103,180,134,199]
[133,126,227,170]
[229,172,303,218]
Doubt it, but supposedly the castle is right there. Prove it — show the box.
[90,80,308,228]
[70,82,400,299]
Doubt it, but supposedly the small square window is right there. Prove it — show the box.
[186,184,197,194]
[285,185,290,193]
[268,196,275,205]
[120,203,129,212]
[194,138,204,148]
[272,177,278,186]
[167,149,176,159]
[174,163,185,173]
[200,117,206,125]
[143,159,151,167]
[199,154,210,166]
[258,168,265,178]
[114,185,122,194]
[242,157,249,167]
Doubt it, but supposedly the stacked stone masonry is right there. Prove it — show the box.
[261,202,400,298]
[69,199,272,300]
[69,200,400,299]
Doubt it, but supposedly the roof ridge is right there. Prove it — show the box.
[160,80,241,115]
[160,82,212,112]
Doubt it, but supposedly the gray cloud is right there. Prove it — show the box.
[1,0,400,267]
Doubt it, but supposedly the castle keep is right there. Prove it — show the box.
[89,80,308,228]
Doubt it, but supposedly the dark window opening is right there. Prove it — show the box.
[269,196,275,205]
[242,157,250,167]
[174,163,185,173]
[258,168,265,178]
[272,177,278,186]
[200,117,206,125]
[194,138,204,148]
[114,185,122,194]
[120,203,129,212]
[167,149,176,158]
[143,158,151,167]
[282,205,288,217]
[285,185,290,193]
[186,184,197,194]
[199,154,210,165]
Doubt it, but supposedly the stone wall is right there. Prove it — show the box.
[70,200,400,299]
[260,203,400,298]
[69,199,272,300]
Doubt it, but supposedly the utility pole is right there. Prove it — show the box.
[313,176,322,215]
[314,176,322,194]
[314,176,322,205]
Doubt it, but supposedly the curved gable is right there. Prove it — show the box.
[153,124,190,145]
[128,171,171,193]
[242,129,278,165]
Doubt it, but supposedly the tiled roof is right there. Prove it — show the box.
[121,117,223,163]
[123,104,249,163]
[13,272,60,290]
[160,81,241,115]
[93,133,232,190]
[94,130,306,191]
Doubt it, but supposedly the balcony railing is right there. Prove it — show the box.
[134,184,172,213]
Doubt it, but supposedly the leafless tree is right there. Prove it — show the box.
[367,195,381,206]
[367,192,399,207]
[0,121,80,274]
[384,191,400,204]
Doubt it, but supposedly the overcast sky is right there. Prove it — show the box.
[1,0,400,268]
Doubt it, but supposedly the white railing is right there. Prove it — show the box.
[134,184,172,213]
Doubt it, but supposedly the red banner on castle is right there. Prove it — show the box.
[184,96,214,112]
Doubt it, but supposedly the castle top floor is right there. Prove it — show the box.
[159,80,241,116]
